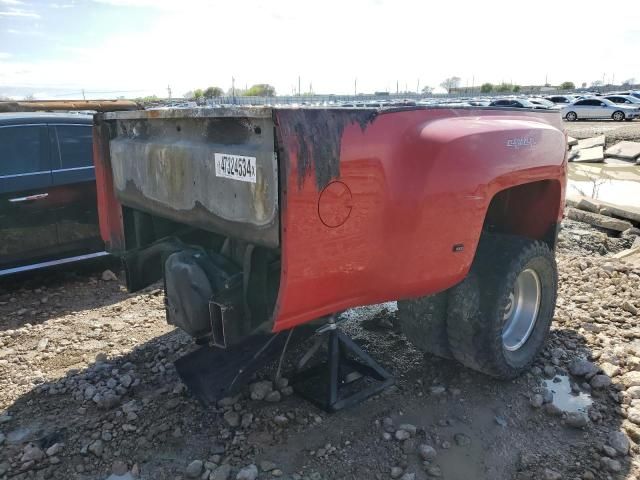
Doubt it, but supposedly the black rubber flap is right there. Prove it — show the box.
[174,333,287,405]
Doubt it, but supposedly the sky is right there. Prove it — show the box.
[1,0,639,99]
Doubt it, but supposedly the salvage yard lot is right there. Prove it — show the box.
[0,118,640,480]
[0,217,639,480]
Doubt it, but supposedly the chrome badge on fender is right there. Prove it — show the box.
[506,137,536,149]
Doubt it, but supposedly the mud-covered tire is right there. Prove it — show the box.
[446,235,557,379]
[397,293,452,359]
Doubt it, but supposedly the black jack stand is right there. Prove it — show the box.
[290,318,394,412]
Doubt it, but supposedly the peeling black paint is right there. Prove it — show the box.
[277,109,378,190]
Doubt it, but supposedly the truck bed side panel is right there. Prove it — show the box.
[272,108,566,331]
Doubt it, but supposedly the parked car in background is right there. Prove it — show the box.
[489,98,546,109]
[528,98,560,109]
[610,91,640,100]
[561,98,639,121]
[0,113,106,276]
[545,95,578,105]
[603,95,640,106]
[467,99,491,107]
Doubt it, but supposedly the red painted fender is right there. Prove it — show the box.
[272,108,566,331]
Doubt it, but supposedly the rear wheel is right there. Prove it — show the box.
[446,235,557,379]
[565,111,577,121]
[612,111,625,122]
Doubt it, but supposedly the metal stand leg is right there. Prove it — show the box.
[290,320,394,412]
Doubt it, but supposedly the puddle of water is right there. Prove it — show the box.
[544,375,592,413]
[568,163,640,208]
[6,425,36,444]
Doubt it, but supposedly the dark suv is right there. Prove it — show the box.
[0,113,105,276]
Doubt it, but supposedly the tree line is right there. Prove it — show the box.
[183,84,276,101]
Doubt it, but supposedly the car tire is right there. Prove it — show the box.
[565,111,577,121]
[612,111,625,122]
[446,234,557,379]
[397,292,452,359]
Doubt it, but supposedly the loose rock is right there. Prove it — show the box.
[418,444,437,461]
[236,464,258,480]
[186,460,203,478]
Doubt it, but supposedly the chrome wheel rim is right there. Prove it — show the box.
[614,112,623,121]
[502,269,541,351]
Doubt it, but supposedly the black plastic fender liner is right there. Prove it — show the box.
[164,249,241,339]
[122,237,186,292]
[164,251,216,339]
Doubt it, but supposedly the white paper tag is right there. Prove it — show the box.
[214,153,257,183]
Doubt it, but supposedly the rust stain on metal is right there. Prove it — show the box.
[0,99,141,113]
[277,109,378,190]
[205,117,252,144]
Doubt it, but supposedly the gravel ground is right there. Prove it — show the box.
[1,219,640,480]
[564,121,640,147]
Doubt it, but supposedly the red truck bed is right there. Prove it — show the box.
[94,106,566,338]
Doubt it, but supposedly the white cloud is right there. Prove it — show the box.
[0,52,11,59]
[0,0,24,5]
[1,0,639,97]
[6,28,44,35]
[0,7,40,17]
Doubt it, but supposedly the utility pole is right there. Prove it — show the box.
[471,75,475,94]
[354,78,357,96]
[309,83,313,95]
[167,85,171,100]
[231,77,235,104]
[298,76,301,96]
[81,89,86,100]
[396,80,399,95]
[417,79,420,94]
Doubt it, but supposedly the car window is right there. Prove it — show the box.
[0,125,48,176]
[574,100,589,106]
[53,125,93,169]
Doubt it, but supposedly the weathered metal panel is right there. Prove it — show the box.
[275,109,378,190]
[93,116,125,252]
[103,107,272,121]
[107,113,279,248]
[0,99,140,113]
